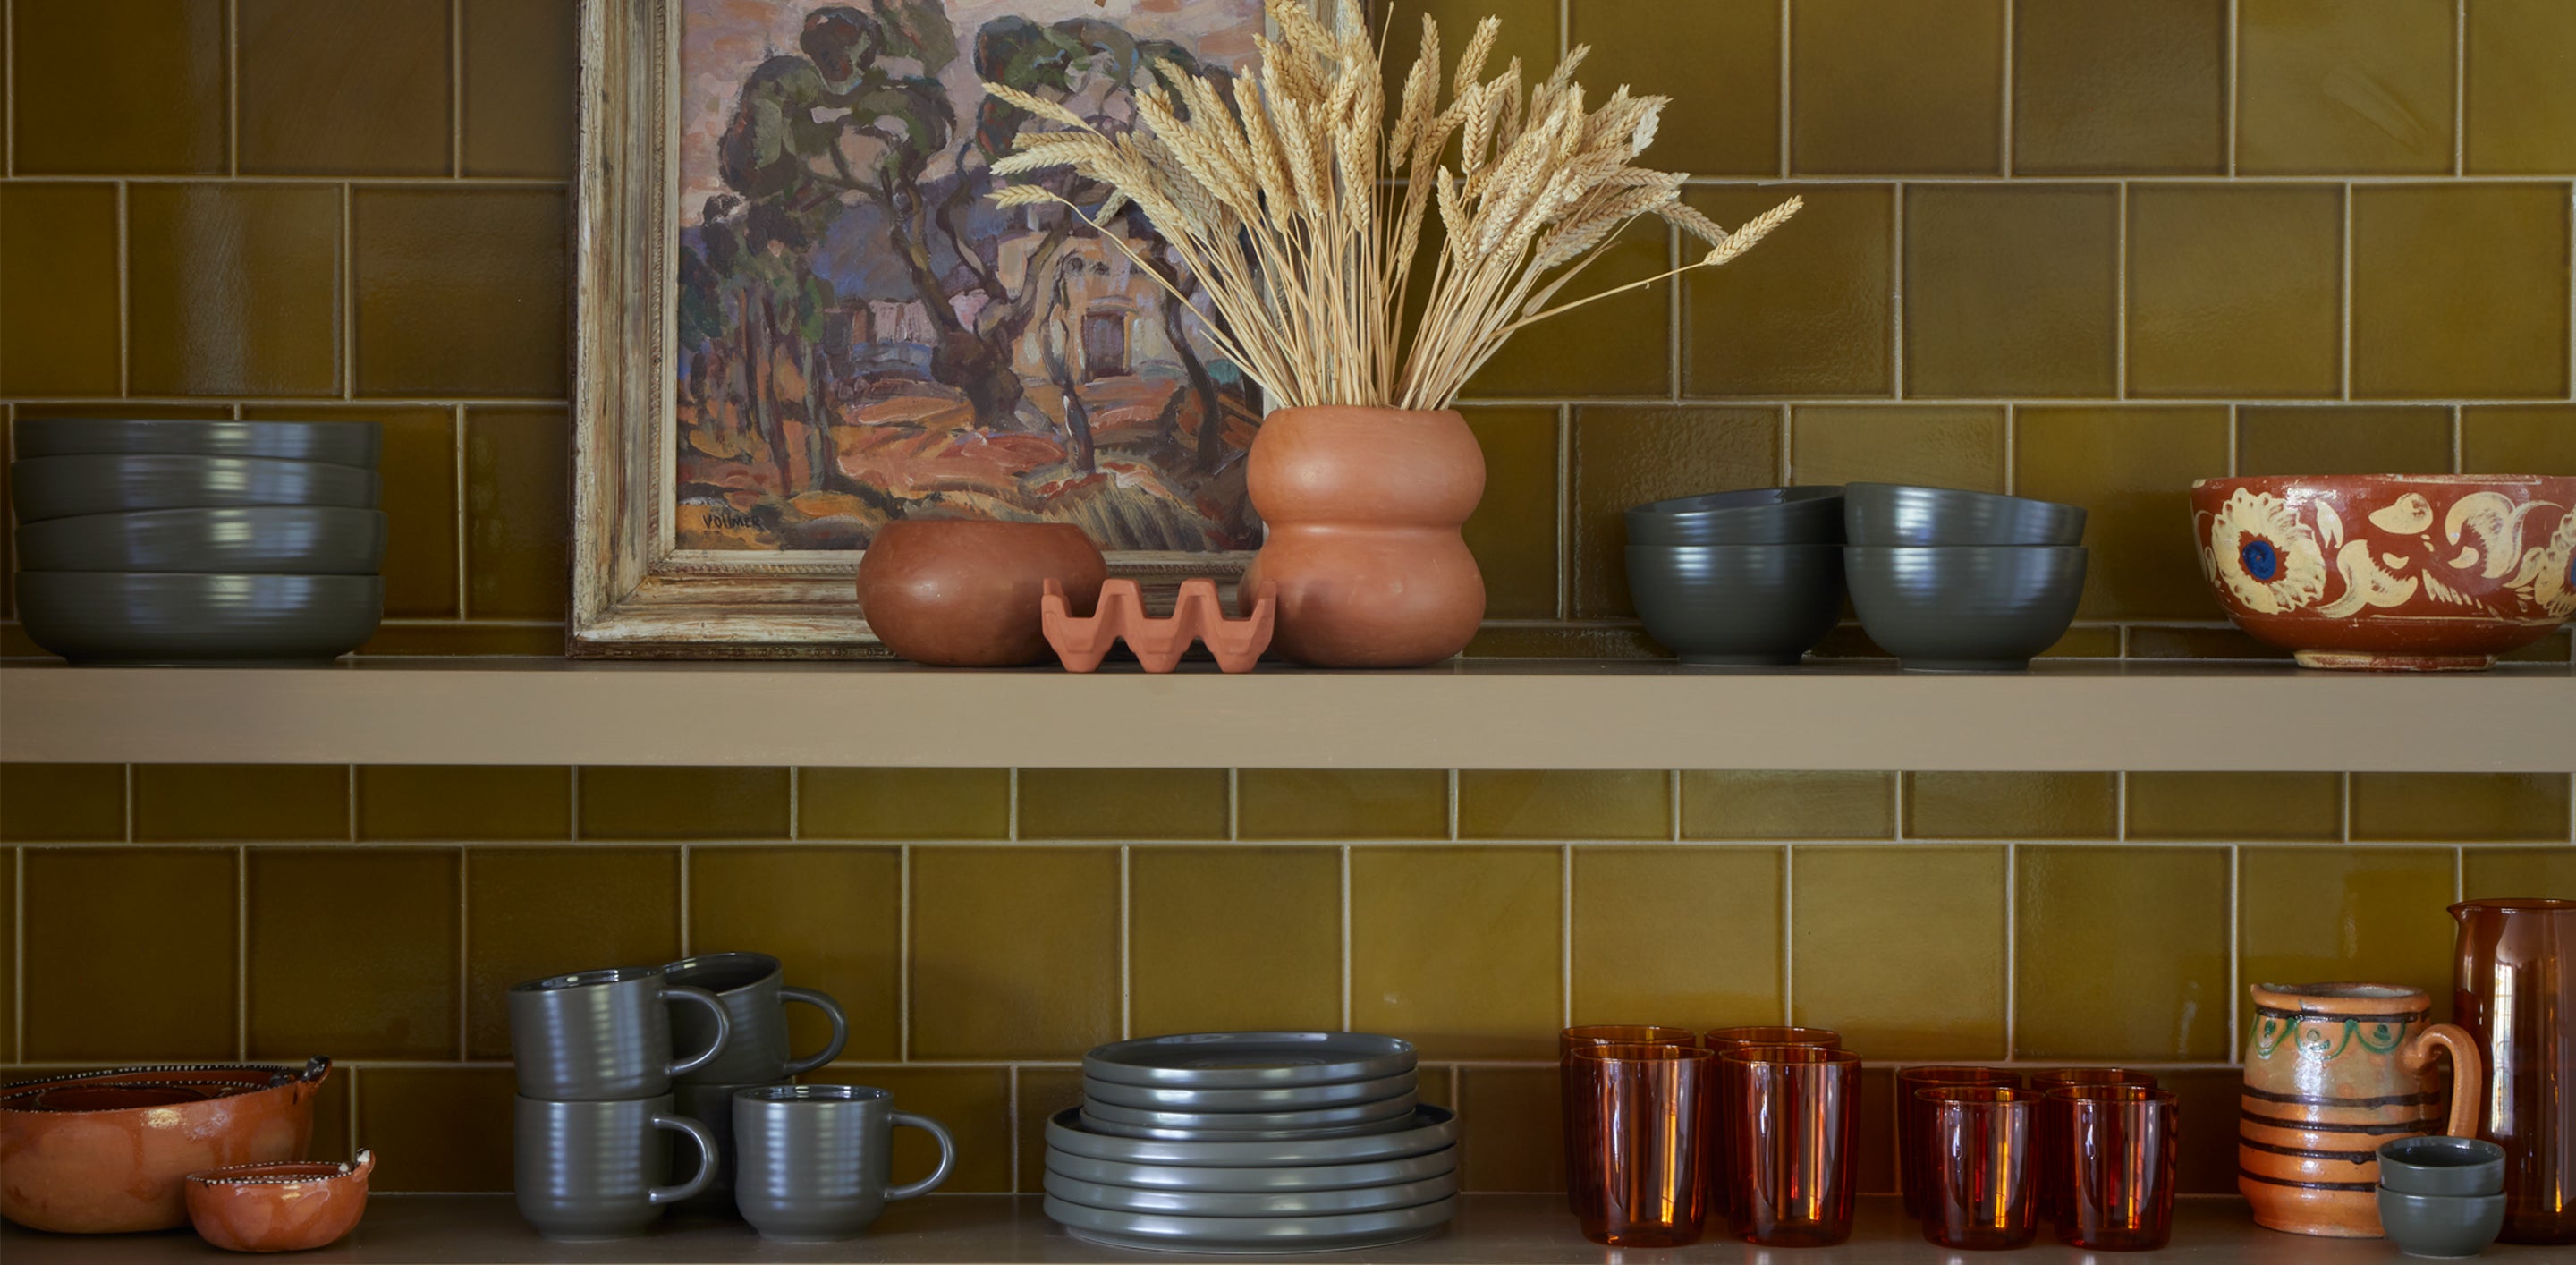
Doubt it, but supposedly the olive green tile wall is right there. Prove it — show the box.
[0,0,574,655]
[4,762,2565,1194]
[6,0,2571,660]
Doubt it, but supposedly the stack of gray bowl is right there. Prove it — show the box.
[9,419,386,665]
[1044,1032,1459,1252]
[1624,487,1846,665]
[1843,482,2088,672]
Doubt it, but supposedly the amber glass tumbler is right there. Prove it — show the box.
[1895,1066,2021,1216]
[1721,1045,1862,1247]
[1918,1087,2038,1250]
[2056,1086,2178,1251]
[1560,1025,1699,1056]
[2029,1069,2157,1226]
[1700,1027,1838,1220]
[1565,1044,1713,1247]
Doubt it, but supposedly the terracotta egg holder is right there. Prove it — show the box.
[1043,578,1276,673]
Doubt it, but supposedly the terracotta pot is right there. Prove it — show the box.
[2239,984,2479,1237]
[2452,899,2576,1244]
[2,1058,333,1234]
[1240,406,1485,667]
[185,1150,372,1252]
[855,520,1106,666]
[2190,474,2576,670]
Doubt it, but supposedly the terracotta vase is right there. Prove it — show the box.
[1,1058,333,1234]
[854,520,1106,666]
[2451,899,2576,1244]
[2190,474,2576,670]
[1241,406,1485,667]
[2239,983,2479,1237]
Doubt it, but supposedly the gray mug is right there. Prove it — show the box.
[734,1084,958,1243]
[507,966,732,1100]
[665,951,850,1084]
[667,1078,788,1217]
[513,1094,718,1241]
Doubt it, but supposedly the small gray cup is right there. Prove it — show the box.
[668,1078,789,1217]
[734,1084,958,1243]
[513,1094,717,1241]
[665,951,850,1084]
[2378,1135,2508,1197]
[508,966,731,1101]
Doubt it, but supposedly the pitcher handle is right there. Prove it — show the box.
[648,1111,720,1206]
[2403,1023,2483,1140]
[886,1112,957,1201]
[777,987,850,1076]
[663,985,733,1079]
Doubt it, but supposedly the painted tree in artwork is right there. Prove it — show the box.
[688,2,1228,487]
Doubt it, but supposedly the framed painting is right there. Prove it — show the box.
[573,0,1267,656]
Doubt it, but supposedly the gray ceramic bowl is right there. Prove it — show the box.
[11,454,379,522]
[13,417,382,466]
[2376,1188,2505,1259]
[1626,544,1844,666]
[1843,545,2087,672]
[15,573,383,665]
[15,507,387,574]
[2378,1136,2508,1197]
[1843,482,2087,546]
[1625,487,1845,546]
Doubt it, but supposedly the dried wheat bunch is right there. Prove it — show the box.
[982,0,1800,412]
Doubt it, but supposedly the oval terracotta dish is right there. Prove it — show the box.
[0,1058,333,1234]
[2191,474,2576,670]
[186,1150,373,1252]
[855,520,1106,666]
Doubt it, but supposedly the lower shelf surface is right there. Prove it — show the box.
[2,1193,2557,1264]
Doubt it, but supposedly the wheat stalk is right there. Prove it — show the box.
[980,0,1797,412]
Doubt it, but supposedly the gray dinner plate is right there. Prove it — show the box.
[1077,1109,1411,1142]
[16,506,388,574]
[1044,1146,1458,1193]
[1081,1072,1417,1112]
[1043,1193,1454,1253]
[1046,1106,1455,1167]
[16,573,383,666]
[1084,1032,1415,1089]
[13,417,383,466]
[1080,1092,1417,1133]
[1045,1171,1457,1218]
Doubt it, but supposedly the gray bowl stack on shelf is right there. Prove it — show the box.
[8,419,386,665]
[1842,481,2089,672]
[1044,1032,1459,1253]
[1623,486,1846,665]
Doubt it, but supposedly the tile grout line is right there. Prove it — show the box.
[13,846,24,1064]
[1007,769,1020,842]
[1226,768,1239,842]
[2452,0,2465,178]
[787,768,801,841]
[455,849,470,1062]
[341,183,355,399]
[2339,184,2353,401]
[452,0,466,179]
[2224,0,2239,177]
[2451,405,2464,473]
[346,765,357,840]
[2115,771,2128,842]
[1889,184,1905,398]
[116,182,130,396]
[1776,0,1792,179]
[2003,403,2017,494]
[2227,842,2241,1062]
[1559,842,1572,1029]
[1555,405,1572,621]
[676,844,691,956]
[1117,844,1131,1040]
[2454,845,2465,904]
[2226,404,2240,475]
[1006,1065,1021,1194]
[2339,772,2352,844]
[1667,222,1681,400]
[2114,183,2129,400]
[898,845,912,1063]
[3,0,13,178]
[1446,769,1460,841]
[235,846,248,1060]
[1997,0,2013,177]
[1779,841,1796,1025]
[453,405,470,617]
[1338,844,1352,1031]
[2003,841,2018,1058]
[226,0,239,178]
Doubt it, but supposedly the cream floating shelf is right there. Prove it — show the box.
[1,659,2568,772]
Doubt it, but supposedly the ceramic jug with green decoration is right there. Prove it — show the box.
[2239,982,2479,1237]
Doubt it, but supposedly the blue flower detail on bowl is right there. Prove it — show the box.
[2204,488,2326,615]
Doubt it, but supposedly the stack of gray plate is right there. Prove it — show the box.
[9,419,386,665]
[1044,1032,1458,1253]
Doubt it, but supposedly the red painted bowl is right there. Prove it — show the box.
[186,1150,371,1252]
[2190,475,2576,670]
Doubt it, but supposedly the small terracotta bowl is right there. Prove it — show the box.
[184,1150,372,1252]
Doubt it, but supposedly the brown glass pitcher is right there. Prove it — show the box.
[2452,899,2576,1244]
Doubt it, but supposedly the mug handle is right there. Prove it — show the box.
[778,987,851,1076]
[662,985,733,1079]
[885,1112,958,1201]
[648,1111,721,1206]
[2404,1023,2484,1140]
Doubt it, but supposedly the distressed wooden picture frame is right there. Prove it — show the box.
[573,0,1265,657]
